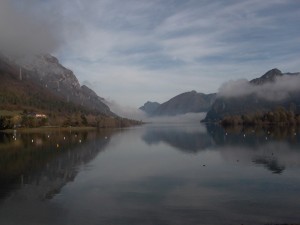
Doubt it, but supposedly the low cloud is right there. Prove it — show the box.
[105,100,147,121]
[218,75,300,101]
[105,98,206,124]
[0,0,62,55]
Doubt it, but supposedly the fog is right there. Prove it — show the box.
[218,75,300,101]
[105,99,206,123]
[105,100,147,121]
[145,113,206,124]
[0,0,62,55]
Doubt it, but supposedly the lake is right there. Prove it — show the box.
[0,123,300,225]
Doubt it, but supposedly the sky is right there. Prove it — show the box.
[2,0,300,108]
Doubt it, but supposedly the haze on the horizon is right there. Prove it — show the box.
[1,0,300,107]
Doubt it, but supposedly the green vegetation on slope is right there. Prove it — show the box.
[0,57,143,130]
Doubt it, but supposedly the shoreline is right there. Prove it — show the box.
[0,123,145,134]
[0,126,98,134]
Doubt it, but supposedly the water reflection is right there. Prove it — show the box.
[142,124,300,175]
[208,124,300,174]
[142,125,213,153]
[207,123,300,147]
[1,125,300,225]
[0,129,115,201]
[252,156,285,174]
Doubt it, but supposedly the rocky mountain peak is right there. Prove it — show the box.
[3,53,114,116]
[15,54,80,90]
[250,68,283,85]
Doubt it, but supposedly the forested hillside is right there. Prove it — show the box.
[0,55,142,129]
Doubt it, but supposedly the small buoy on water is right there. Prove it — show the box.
[32,139,34,143]
[79,139,82,143]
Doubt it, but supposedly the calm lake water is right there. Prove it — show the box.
[1,123,300,225]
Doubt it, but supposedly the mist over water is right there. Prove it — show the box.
[105,100,148,120]
[106,100,206,124]
[143,112,207,124]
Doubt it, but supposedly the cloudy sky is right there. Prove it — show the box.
[3,0,300,107]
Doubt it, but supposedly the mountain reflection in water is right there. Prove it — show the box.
[0,124,300,225]
[143,124,300,174]
[142,125,213,153]
[0,129,114,201]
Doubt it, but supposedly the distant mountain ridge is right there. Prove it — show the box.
[203,68,300,122]
[139,101,161,115]
[140,91,216,116]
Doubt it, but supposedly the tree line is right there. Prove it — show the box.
[0,113,48,130]
[0,111,143,130]
[221,107,300,126]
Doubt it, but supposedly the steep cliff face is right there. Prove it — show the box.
[7,54,113,116]
[145,91,216,117]
[203,69,300,122]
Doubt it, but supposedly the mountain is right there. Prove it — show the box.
[12,54,113,116]
[250,68,283,85]
[139,101,161,115]
[142,91,216,117]
[0,55,68,113]
[203,69,300,123]
[0,53,145,128]
[250,68,300,85]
